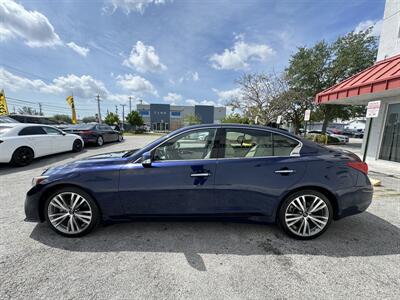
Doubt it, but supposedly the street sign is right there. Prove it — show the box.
[276,115,282,124]
[304,109,311,121]
[366,100,381,118]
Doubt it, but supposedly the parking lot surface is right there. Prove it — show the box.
[1,135,399,299]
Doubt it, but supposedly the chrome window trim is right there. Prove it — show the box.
[133,126,303,163]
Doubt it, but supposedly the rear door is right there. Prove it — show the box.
[213,127,306,217]
[18,126,52,156]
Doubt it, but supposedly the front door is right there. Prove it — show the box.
[213,128,306,217]
[119,128,219,215]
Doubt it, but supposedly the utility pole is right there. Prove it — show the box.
[120,104,126,131]
[115,105,118,115]
[38,103,42,116]
[96,95,102,123]
[129,96,132,113]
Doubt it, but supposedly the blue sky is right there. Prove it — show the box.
[0,0,384,118]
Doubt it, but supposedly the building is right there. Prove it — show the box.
[137,103,226,131]
[316,0,400,164]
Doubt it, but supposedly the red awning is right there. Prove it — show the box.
[316,54,400,104]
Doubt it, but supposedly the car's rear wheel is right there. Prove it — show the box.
[72,139,83,152]
[96,136,104,146]
[278,190,333,240]
[11,147,34,167]
[44,187,100,237]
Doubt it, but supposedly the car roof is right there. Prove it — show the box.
[178,123,300,139]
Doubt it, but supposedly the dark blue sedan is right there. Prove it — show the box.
[25,124,373,239]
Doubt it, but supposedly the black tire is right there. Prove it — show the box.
[44,187,101,237]
[118,134,123,142]
[278,190,333,240]
[11,147,34,167]
[96,136,104,146]
[72,139,83,152]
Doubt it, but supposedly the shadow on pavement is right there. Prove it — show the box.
[30,211,400,271]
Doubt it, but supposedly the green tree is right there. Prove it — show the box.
[183,114,201,125]
[51,114,72,124]
[104,112,120,126]
[81,116,97,123]
[126,110,144,128]
[221,113,250,124]
[285,28,377,132]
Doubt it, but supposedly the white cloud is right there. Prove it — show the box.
[0,67,108,98]
[355,19,383,37]
[67,42,90,57]
[210,36,275,70]
[104,0,172,14]
[192,71,199,81]
[213,87,243,103]
[185,99,218,106]
[0,0,61,47]
[163,92,182,105]
[123,41,166,73]
[116,73,158,96]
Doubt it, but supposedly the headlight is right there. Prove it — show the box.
[32,176,49,186]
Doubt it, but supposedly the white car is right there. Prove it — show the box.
[0,123,84,166]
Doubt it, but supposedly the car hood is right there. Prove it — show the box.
[43,149,140,175]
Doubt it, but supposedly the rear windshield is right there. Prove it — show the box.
[0,126,12,135]
[66,124,95,130]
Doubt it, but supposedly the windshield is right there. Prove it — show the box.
[122,133,171,158]
[0,116,18,123]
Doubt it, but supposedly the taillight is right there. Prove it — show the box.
[347,161,368,175]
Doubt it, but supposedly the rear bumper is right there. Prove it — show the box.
[335,185,373,219]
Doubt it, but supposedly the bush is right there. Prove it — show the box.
[305,133,340,144]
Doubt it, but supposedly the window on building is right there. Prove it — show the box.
[380,103,400,162]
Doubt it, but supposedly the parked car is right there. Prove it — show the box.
[25,124,372,239]
[308,130,349,143]
[63,123,123,146]
[0,115,18,123]
[0,123,84,166]
[343,128,364,138]
[9,114,59,125]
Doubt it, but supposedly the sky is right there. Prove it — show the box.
[0,0,385,118]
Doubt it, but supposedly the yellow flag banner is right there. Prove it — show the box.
[66,95,77,124]
[0,89,9,116]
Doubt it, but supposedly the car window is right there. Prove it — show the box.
[18,126,47,136]
[153,129,217,161]
[222,129,299,158]
[42,126,63,135]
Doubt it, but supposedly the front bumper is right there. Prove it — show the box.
[24,185,45,222]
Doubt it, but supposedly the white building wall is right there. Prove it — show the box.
[377,0,400,61]
[214,106,226,123]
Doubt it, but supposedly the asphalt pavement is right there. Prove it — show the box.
[1,135,399,299]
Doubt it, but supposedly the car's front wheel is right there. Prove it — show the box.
[44,187,100,237]
[278,190,333,240]
[118,134,123,142]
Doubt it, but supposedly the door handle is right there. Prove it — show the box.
[274,169,295,174]
[190,173,210,177]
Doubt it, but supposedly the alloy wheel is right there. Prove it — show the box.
[47,192,92,235]
[284,195,329,237]
[97,136,104,146]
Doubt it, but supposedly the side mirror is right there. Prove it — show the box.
[141,151,152,167]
